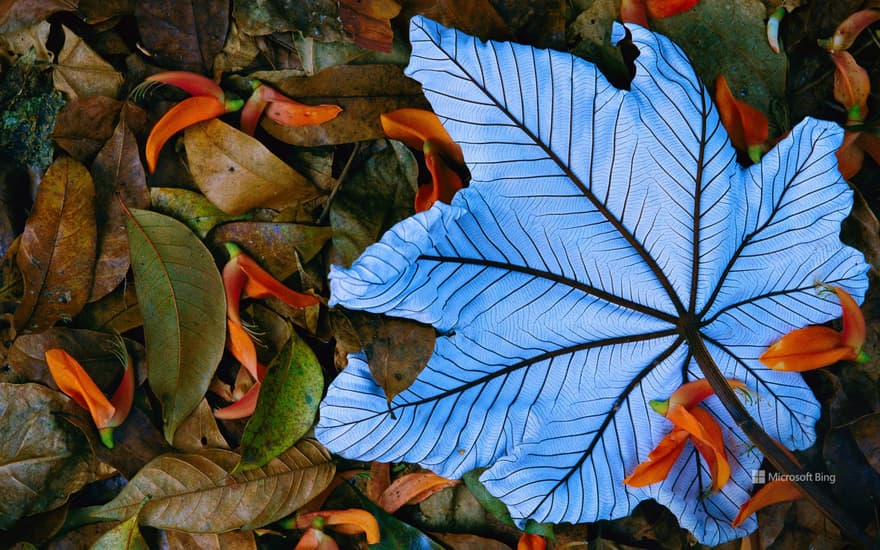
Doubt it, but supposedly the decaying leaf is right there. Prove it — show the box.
[328,139,417,267]
[332,310,435,404]
[134,0,228,72]
[150,187,251,239]
[74,284,143,334]
[125,208,226,443]
[82,439,334,532]
[89,507,149,550]
[164,530,257,550]
[317,17,869,545]
[14,156,96,333]
[0,20,52,63]
[260,65,430,146]
[184,119,322,215]
[0,383,97,529]
[51,96,122,162]
[338,0,401,53]
[209,221,332,281]
[231,0,342,38]
[53,25,123,99]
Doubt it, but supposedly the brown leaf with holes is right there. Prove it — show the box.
[332,310,435,403]
[89,105,150,302]
[173,398,231,452]
[14,156,96,333]
[338,0,401,53]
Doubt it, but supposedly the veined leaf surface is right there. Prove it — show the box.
[317,17,870,545]
[125,208,226,443]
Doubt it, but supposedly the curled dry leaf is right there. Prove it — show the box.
[14,156,96,333]
[82,439,335,532]
[378,472,460,513]
[184,119,322,215]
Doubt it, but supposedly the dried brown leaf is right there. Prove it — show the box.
[52,96,122,162]
[172,398,230,452]
[165,530,257,550]
[134,0,228,72]
[338,0,401,53]
[74,284,143,333]
[848,413,880,474]
[184,119,322,215]
[0,0,79,33]
[401,0,513,41]
[14,156,96,333]
[261,65,430,146]
[0,382,98,529]
[53,25,123,99]
[89,106,150,302]
[88,439,335,532]
[0,20,52,63]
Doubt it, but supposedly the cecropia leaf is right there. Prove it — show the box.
[317,17,869,545]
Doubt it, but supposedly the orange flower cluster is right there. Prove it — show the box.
[381,108,465,212]
[215,243,319,419]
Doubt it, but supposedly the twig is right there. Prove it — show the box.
[316,141,362,224]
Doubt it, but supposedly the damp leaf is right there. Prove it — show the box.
[316,17,869,545]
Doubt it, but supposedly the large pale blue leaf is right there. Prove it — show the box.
[317,17,870,545]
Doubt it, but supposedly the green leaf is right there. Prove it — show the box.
[150,187,251,239]
[89,503,149,550]
[461,469,514,527]
[125,208,226,443]
[348,484,444,550]
[80,440,334,532]
[235,327,323,473]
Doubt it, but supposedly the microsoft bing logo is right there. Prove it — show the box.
[751,469,835,485]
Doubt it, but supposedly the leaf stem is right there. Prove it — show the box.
[685,327,877,550]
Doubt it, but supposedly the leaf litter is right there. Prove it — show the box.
[0,1,879,549]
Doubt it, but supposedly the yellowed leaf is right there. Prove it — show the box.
[184,119,321,215]
[53,25,123,99]
[0,20,51,63]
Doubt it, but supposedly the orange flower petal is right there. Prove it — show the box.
[517,533,547,550]
[645,0,699,19]
[45,349,116,430]
[145,71,225,102]
[624,428,689,487]
[831,51,870,123]
[265,101,342,127]
[760,325,855,371]
[732,479,803,527]
[240,94,267,136]
[837,130,866,179]
[666,405,730,491]
[819,9,880,52]
[378,472,459,513]
[145,95,228,173]
[688,406,730,491]
[715,75,769,159]
[237,253,320,308]
[650,378,746,415]
[620,0,649,27]
[297,510,380,544]
[380,108,465,166]
[214,380,261,420]
[107,356,135,428]
[415,145,464,212]
[227,319,259,380]
[832,285,866,355]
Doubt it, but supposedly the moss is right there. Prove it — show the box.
[0,50,65,170]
